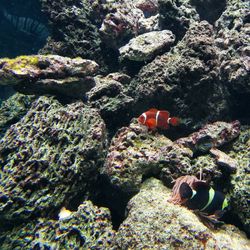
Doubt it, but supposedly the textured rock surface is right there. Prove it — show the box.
[0,55,98,98]
[0,93,35,139]
[158,0,200,39]
[40,0,105,68]
[215,0,250,117]
[102,120,240,193]
[119,30,175,62]
[0,96,107,222]
[100,0,160,49]
[87,73,134,129]
[127,21,229,127]
[0,201,115,249]
[112,178,250,249]
[226,126,250,236]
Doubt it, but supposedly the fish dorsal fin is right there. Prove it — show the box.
[192,181,210,190]
[148,108,158,112]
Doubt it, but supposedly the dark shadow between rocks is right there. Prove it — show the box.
[190,0,227,24]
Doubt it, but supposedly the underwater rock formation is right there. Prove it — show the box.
[158,0,200,39]
[0,93,35,139]
[215,0,250,118]
[87,72,134,129]
[126,21,229,127]
[0,96,107,223]
[40,0,105,68]
[0,200,115,249]
[0,55,98,98]
[102,120,240,193]
[111,178,250,249]
[100,0,160,49]
[226,126,250,236]
[119,30,175,62]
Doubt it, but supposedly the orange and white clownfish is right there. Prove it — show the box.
[138,108,180,130]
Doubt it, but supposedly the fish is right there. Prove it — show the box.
[3,9,49,42]
[138,108,180,130]
[170,175,229,228]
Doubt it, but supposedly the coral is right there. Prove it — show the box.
[119,30,175,62]
[0,96,107,223]
[0,55,98,98]
[111,178,250,249]
[0,93,35,139]
[0,200,115,249]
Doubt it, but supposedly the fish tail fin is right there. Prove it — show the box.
[169,117,180,126]
[179,182,193,199]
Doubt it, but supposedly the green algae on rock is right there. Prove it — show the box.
[0,96,107,223]
[0,201,115,249]
[0,93,36,139]
[111,178,250,249]
[0,55,98,98]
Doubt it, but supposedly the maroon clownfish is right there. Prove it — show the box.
[138,108,180,130]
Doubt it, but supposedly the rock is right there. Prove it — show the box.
[210,148,238,173]
[111,178,250,249]
[226,126,250,236]
[87,73,134,129]
[0,55,98,98]
[102,120,175,193]
[158,0,200,39]
[126,21,230,128]
[100,0,160,49]
[215,0,250,115]
[119,30,175,62]
[40,0,105,69]
[0,201,115,249]
[176,120,241,153]
[103,120,241,193]
[0,96,107,223]
[0,93,35,139]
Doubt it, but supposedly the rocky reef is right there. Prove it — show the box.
[0,55,98,99]
[0,96,107,223]
[0,0,249,248]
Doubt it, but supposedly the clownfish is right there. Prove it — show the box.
[180,181,229,217]
[138,108,180,129]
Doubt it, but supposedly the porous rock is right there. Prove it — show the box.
[111,178,250,249]
[0,93,35,139]
[40,0,105,68]
[176,120,241,153]
[119,30,175,62]
[87,73,134,129]
[226,126,250,236]
[215,0,250,115]
[0,96,107,223]
[0,55,98,98]
[0,201,115,249]
[103,120,241,193]
[100,0,160,49]
[127,21,230,128]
